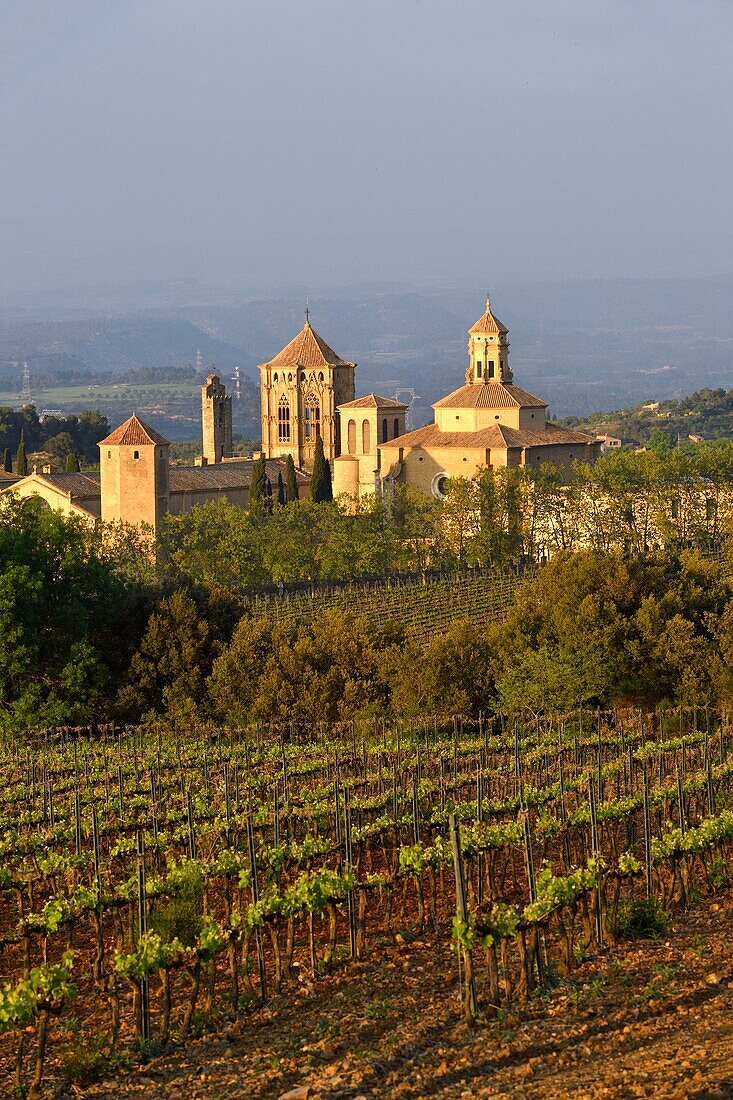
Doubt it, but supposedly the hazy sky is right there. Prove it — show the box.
[2,0,733,304]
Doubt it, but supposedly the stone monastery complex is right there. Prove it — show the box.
[2,300,599,529]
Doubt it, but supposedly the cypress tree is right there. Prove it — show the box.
[65,452,80,473]
[264,467,273,512]
[3,447,12,472]
[276,470,286,506]
[15,431,27,476]
[285,453,299,503]
[310,436,333,503]
[249,454,273,516]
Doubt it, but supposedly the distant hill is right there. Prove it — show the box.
[0,317,248,378]
[560,387,733,446]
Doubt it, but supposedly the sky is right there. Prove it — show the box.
[2,0,733,306]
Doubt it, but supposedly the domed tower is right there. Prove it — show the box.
[258,313,355,468]
[466,296,512,384]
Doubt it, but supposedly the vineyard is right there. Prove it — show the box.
[1,708,732,1097]
[243,567,531,638]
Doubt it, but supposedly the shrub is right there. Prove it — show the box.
[617,897,670,939]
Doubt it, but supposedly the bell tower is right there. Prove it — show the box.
[467,297,512,384]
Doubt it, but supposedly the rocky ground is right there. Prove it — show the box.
[71,898,733,1100]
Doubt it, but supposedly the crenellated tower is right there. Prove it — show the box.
[201,373,233,464]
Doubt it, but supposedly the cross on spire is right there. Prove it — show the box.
[305,300,310,325]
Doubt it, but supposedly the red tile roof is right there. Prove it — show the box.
[468,297,509,336]
[338,393,408,410]
[380,422,598,451]
[98,414,170,448]
[433,382,547,410]
[262,321,354,369]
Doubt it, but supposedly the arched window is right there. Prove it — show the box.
[304,396,321,440]
[347,419,356,454]
[273,372,278,382]
[382,418,388,443]
[393,418,399,438]
[278,395,291,442]
[362,419,371,454]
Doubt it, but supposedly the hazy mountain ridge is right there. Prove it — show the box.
[0,317,247,377]
[2,275,732,427]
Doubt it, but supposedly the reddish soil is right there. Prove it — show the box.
[68,898,733,1100]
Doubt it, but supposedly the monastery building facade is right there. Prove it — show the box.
[1,299,599,527]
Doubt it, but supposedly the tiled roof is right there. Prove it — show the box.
[18,472,103,516]
[262,321,353,369]
[338,393,408,410]
[0,471,20,483]
[169,459,308,494]
[99,414,170,448]
[434,382,547,410]
[380,422,599,451]
[37,472,101,495]
[469,297,509,336]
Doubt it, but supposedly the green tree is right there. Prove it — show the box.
[285,453,299,503]
[15,431,27,476]
[276,470,286,506]
[157,501,268,591]
[210,610,402,731]
[441,477,480,567]
[2,448,11,473]
[486,548,728,711]
[310,436,332,503]
[389,619,494,717]
[0,497,151,730]
[46,432,77,465]
[115,590,219,724]
[65,452,81,473]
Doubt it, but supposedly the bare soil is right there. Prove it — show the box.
[71,897,733,1100]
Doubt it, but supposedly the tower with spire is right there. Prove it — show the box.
[258,311,355,468]
[466,297,512,384]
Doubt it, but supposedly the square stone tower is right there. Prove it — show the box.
[201,374,233,464]
[98,414,170,531]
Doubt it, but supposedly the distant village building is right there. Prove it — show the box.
[595,434,622,453]
[1,298,601,524]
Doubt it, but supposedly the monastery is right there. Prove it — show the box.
[1,299,599,527]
